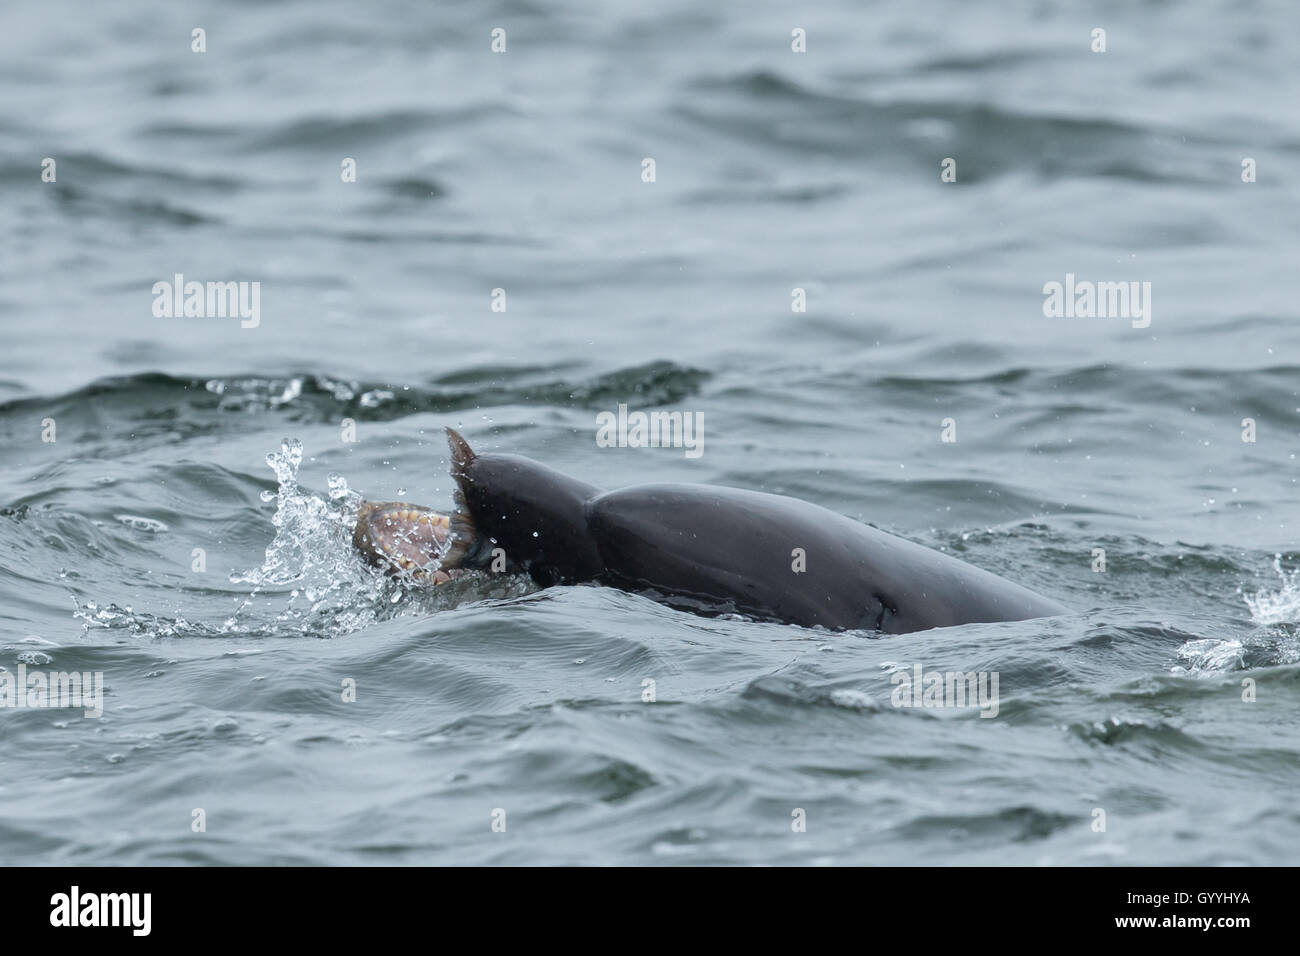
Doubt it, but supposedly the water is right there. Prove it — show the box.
[2,0,1299,865]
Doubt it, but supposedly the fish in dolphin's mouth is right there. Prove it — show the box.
[351,502,466,583]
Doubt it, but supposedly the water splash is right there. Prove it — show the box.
[1244,555,1300,626]
[1172,637,1245,675]
[223,438,395,636]
[233,439,354,586]
[71,438,532,641]
[73,600,218,639]
[1170,556,1300,673]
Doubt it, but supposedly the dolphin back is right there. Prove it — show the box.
[586,483,1065,633]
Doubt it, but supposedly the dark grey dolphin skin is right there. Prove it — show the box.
[355,429,1066,634]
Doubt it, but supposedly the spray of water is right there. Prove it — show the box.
[72,438,532,640]
[1175,556,1300,673]
[222,438,400,635]
[1243,554,1300,626]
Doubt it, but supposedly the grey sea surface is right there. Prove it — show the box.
[1,0,1299,864]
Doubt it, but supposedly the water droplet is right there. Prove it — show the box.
[327,474,352,500]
